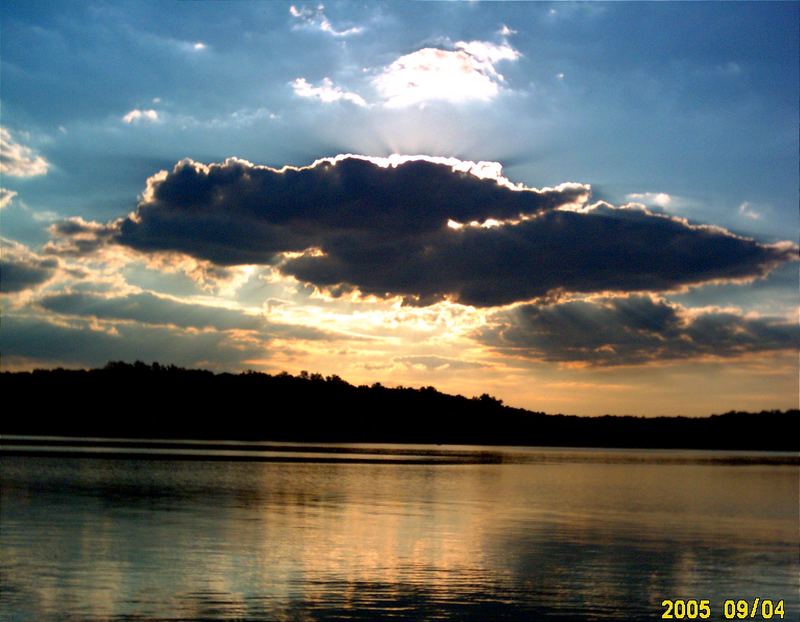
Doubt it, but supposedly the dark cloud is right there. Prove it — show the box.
[44,218,117,257]
[283,206,795,306]
[478,295,799,365]
[37,291,264,331]
[114,156,589,266]
[59,156,796,307]
[0,240,59,293]
[0,258,58,293]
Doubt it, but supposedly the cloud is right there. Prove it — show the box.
[110,154,588,264]
[3,283,336,369]
[45,217,118,257]
[626,192,672,208]
[0,314,267,370]
[0,127,49,177]
[394,355,486,371]
[135,107,278,131]
[0,188,18,209]
[478,295,799,366]
[207,107,277,128]
[289,4,363,37]
[372,41,520,108]
[287,38,520,109]
[38,291,265,331]
[291,78,368,107]
[281,203,795,306]
[171,39,209,53]
[0,239,59,294]
[55,155,796,308]
[719,61,742,76]
[738,201,762,220]
[122,109,159,124]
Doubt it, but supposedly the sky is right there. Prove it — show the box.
[1,1,798,416]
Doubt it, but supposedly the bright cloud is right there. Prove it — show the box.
[289,4,363,37]
[455,41,520,65]
[291,78,367,107]
[122,109,160,124]
[0,127,49,177]
[626,192,672,208]
[372,41,520,108]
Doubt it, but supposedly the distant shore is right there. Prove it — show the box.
[2,362,797,451]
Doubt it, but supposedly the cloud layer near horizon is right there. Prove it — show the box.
[49,155,796,307]
[479,295,799,366]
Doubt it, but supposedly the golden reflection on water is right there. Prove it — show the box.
[0,447,797,621]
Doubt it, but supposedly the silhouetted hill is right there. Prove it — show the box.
[1,361,797,450]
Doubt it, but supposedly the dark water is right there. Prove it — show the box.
[1,440,798,621]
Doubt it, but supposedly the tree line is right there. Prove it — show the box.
[1,361,797,450]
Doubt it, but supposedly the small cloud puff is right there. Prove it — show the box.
[738,201,762,220]
[626,192,672,208]
[719,61,741,76]
[122,109,160,124]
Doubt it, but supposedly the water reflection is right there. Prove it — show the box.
[1,446,798,621]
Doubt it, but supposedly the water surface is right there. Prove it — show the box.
[1,441,798,621]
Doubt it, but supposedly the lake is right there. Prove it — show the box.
[1,440,798,621]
